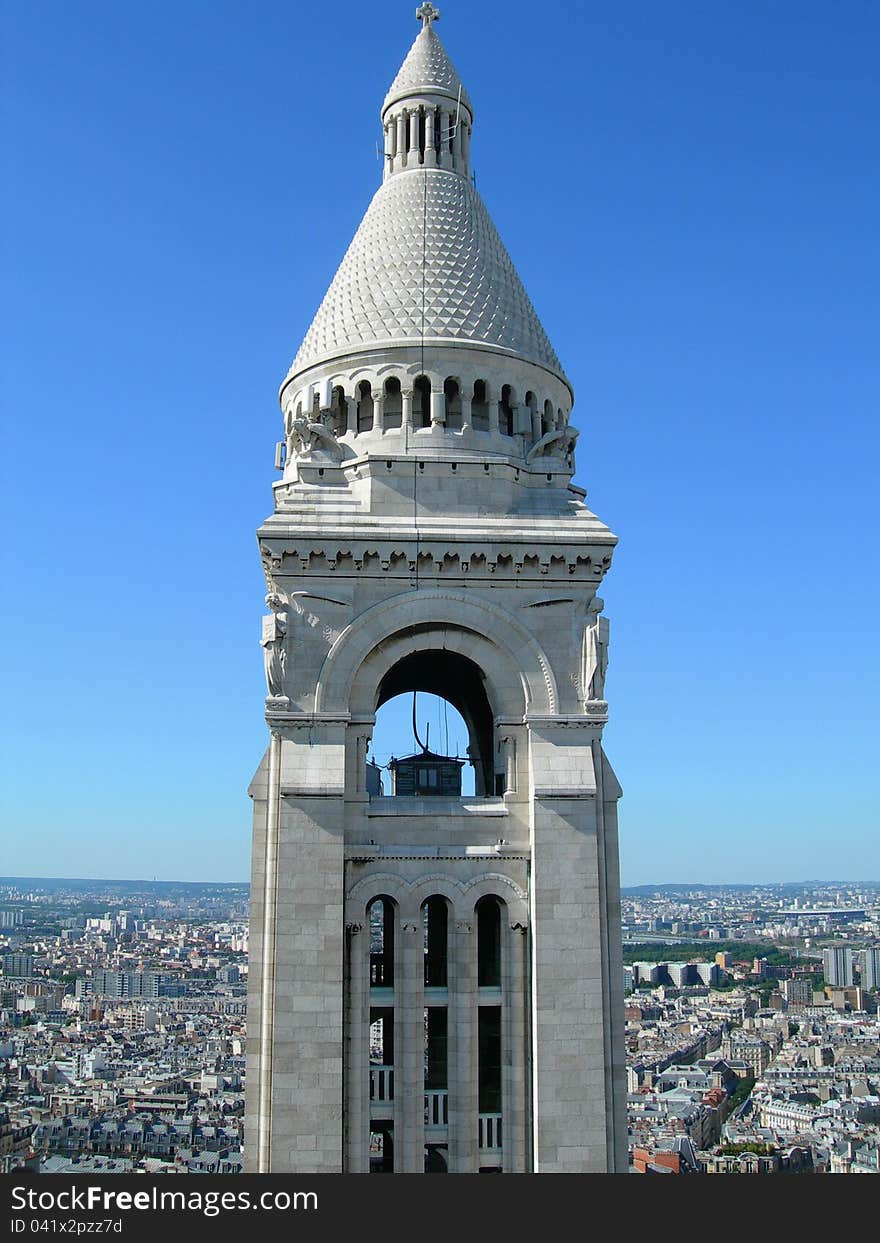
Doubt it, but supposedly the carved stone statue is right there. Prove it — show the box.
[581,596,610,702]
[526,424,578,465]
[284,406,344,462]
[261,592,289,699]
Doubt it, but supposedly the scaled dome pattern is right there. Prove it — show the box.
[288,170,566,382]
[382,24,472,112]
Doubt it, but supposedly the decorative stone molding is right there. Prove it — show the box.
[316,588,558,718]
[260,539,612,582]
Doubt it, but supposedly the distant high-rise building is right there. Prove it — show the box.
[860,947,880,992]
[782,977,813,1008]
[0,911,24,929]
[87,971,162,998]
[1,954,34,978]
[823,946,855,987]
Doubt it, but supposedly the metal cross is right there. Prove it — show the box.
[416,3,440,29]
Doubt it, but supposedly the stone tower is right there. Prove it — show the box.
[246,6,626,1174]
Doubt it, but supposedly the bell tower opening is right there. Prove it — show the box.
[372,649,494,796]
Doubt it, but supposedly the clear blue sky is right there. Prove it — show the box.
[2,1,878,885]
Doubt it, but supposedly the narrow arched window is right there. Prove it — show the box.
[477,895,502,987]
[500,386,514,436]
[368,896,395,986]
[444,377,461,430]
[357,381,374,433]
[471,380,489,431]
[423,896,449,987]
[331,386,348,436]
[413,375,431,428]
[383,377,402,429]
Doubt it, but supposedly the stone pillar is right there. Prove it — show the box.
[345,921,370,1171]
[487,383,499,434]
[401,388,414,430]
[449,916,478,1172]
[372,389,384,434]
[344,395,356,436]
[354,733,369,793]
[409,109,420,161]
[425,108,437,167]
[396,914,424,1171]
[460,392,472,432]
[503,922,528,1172]
[396,112,407,170]
[384,122,394,182]
[501,735,517,794]
[531,406,542,443]
[437,111,449,169]
[430,388,444,426]
[527,721,624,1172]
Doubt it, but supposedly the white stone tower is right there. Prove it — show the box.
[246,6,626,1174]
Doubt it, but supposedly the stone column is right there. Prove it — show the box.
[503,921,528,1172]
[501,735,517,794]
[449,916,478,1172]
[396,914,424,1171]
[425,108,437,167]
[383,122,394,182]
[344,395,356,437]
[345,921,370,1171]
[452,116,463,169]
[354,734,369,793]
[372,389,384,434]
[531,406,542,444]
[396,112,407,170]
[437,111,449,169]
[401,389,414,430]
[409,109,420,161]
[460,392,472,432]
[430,388,445,427]
[487,383,499,434]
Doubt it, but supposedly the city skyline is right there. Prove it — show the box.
[3,0,879,886]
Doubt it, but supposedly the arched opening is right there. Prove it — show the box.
[356,381,374,432]
[373,648,495,796]
[443,377,462,430]
[525,391,538,441]
[499,385,514,436]
[471,379,489,431]
[373,692,474,796]
[543,399,554,436]
[330,386,347,436]
[412,375,431,428]
[423,896,449,987]
[383,377,402,429]
[368,896,395,986]
[477,895,502,988]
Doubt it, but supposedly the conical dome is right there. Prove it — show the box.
[284,14,568,390]
[382,22,472,117]
[287,171,565,381]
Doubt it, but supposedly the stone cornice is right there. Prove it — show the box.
[259,538,613,582]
